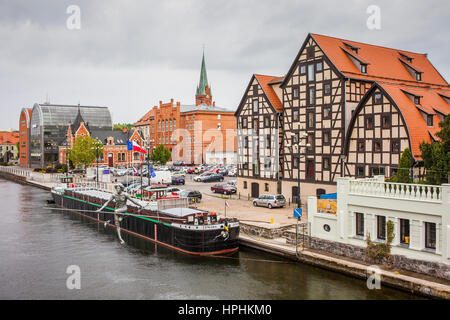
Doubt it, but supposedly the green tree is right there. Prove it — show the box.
[68,135,104,169]
[419,117,450,185]
[113,123,133,131]
[397,147,412,183]
[150,144,171,165]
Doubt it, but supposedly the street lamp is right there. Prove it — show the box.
[292,131,309,208]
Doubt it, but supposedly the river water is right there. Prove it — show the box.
[0,178,420,300]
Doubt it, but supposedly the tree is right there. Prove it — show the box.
[150,144,171,165]
[397,147,412,183]
[113,123,133,131]
[68,135,104,169]
[419,116,450,185]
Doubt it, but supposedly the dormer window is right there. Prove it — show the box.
[343,42,359,54]
[414,96,421,105]
[427,115,433,127]
[416,72,422,81]
[399,52,413,63]
[360,64,367,74]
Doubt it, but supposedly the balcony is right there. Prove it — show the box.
[348,178,442,202]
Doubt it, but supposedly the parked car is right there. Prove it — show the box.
[201,174,224,183]
[69,168,85,174]
[179,190,202,203]
[227,169,237,177]
[187,168,196,174]
[171,176,185,185]
[227,180,237,186]
[253,194,286,209]
[193,172,214,182]
[210,184,237,195]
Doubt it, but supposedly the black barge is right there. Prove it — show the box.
[51,186,239,255]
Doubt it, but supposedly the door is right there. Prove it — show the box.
[251,182,259,198]
[108,153,114,167]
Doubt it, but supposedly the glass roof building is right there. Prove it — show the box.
[29,103,112,168]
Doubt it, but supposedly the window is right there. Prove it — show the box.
[382,114,391,128]
[425,222,436,249]
[217,123,221,129]
[324,83,331,95]
[392,139,400,153]
[357,139,365,152]
[373,139,382,152]
[292,132,299,145]
[253,85,258,94]
[264,116,270,127]
[244,137,249,148]
[323,105,331,119]
[361,64,367,74]
[307,47,314,59]
[377,216,386,240]
[265,135,271,149]
[308,87,315,105]
[253,118,259,130]
[416,72,422,81]
[427,115,433,126]
[323,157,331,170]
[293,156,299,169]
[307,64,315,82]
[323,130,331,145]
[264,183,269,192]
[243,181,247,189]
[355,213,364,236]
[307,111,315,129]
[371,167,385,176]
[300,65,306,74]
[357,166,364,177]
[306,160,315,180]
[365,115,374,129]
[374,92,382,104]
[414,96,421,104]
[293,87,299,99]
[218,114,221,120]
[316,61,323,71]
[400,219,410,245]
[307,134,314,152]
[253,100,259,113]
[242,117,248,128]
[293,109,299,122]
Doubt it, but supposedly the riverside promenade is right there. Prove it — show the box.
[1,166,449,299]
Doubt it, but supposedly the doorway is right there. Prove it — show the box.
[251,182,259,198]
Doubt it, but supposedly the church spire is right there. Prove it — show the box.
[195,49,213,106]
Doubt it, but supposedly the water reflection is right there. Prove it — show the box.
[0,178,423,300]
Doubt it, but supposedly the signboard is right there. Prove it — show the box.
[294,208,302,218]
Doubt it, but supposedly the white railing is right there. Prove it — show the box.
[349,179,442,202]
[0,166,31,178]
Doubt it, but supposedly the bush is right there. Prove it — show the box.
[365,220,395,262]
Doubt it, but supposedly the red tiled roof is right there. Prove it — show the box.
[254,74,283,112]
[0,132,19,145]
[311,33,448,87]
[135,108,156,125]
[378,82,450,160]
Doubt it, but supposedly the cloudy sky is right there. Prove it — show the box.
[1,0,449,130]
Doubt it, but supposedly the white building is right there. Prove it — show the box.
[309,176,450,265]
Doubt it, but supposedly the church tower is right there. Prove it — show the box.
[195,51,213,106]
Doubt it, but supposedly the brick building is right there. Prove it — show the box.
[134,52,237,165]
[19,108,32,167]
[59,107,144,168]
[0,131,20,163]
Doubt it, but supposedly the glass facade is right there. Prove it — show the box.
[29,103,113,167]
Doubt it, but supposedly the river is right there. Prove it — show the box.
[0,178,420,299]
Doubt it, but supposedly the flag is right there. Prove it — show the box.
[127,140,147,154]
[149,166,156,178]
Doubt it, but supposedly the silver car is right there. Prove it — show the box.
[253,194,286,209]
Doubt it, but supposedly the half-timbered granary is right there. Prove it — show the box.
[236,33,449,204]
[235,74,283,198]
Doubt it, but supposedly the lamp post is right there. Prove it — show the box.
[96,142,99,188]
